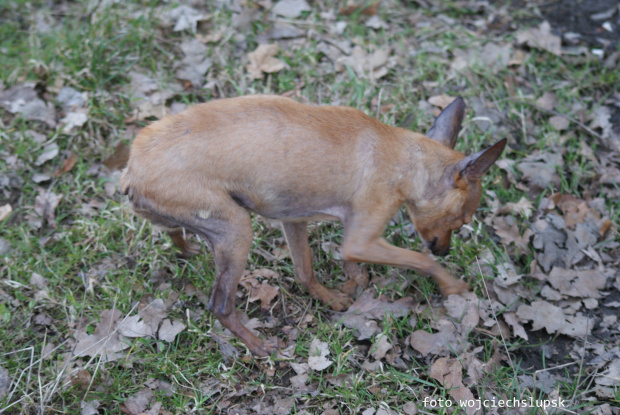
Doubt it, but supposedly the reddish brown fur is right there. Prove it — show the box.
[121,95,506,357]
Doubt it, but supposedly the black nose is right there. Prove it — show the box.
[428,237,449,256]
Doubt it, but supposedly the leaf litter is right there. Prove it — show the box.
[2,0,620,413]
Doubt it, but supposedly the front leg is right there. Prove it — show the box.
[341,204,469,296]
[282,221,352,311]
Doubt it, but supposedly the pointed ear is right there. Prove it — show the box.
[456,138,507,181]
[426,97,465,149]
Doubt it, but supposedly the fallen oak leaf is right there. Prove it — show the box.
[118,299,168,338]
[33,189,63,228]
[248,280,279,311]
[516,21,561,56]
[246,44,288,80]
[335,289,414,340]
[158,319,186,342]
[430,357,476,414]
[271,0,311,18]
[55,153,77,176]
[409,319,458,357]
[73,309,129,362]
[428,94,457,110]
[308,338,332,371]
[516,301,566,334]
[503,312,528,340]
[444,292,480,335]
[370,333,392,360]
[60,111,88,132]
[547,267,607,299]
[175,39,213,88]
[340,0,381,16]
[35,143,59,166]
[490,215,533,251]
[121,387,153,415]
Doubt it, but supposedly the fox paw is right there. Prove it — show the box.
[179,242,201,259]
[310,285,353,311]
[250,337,279,358]
[441,279,470,296]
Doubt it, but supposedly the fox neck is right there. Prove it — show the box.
[399,131,464,207]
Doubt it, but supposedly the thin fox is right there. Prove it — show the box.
[120,95,506,357]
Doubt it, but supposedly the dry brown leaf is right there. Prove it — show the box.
[321,241,343,259]
[121,387,154,415]
[248,280,279,311]
[33,189,63,228]
[341,261,369,295]
[337,289,414,340]
[69,369,91,390]
[444,292,480,334]
[551,193,593,229]
[30,272,48,289]
[596,359,620,387]
[35,143,59,166]
[490,216,532,251]
[535,92,557,111]
[55,153,78,176]
[370,333,392,360]
[549,115,569,131]
[409,319,457,357]
[60,111,88,132]
[589,105,613,139]
[126,71,180,121]
[0,83,38,113]
[81,400,99,415]
[158,319,186,342]
[429,358,476,413]
[57,86,87,110]
[168,5,208,32]
[493,261,524,288]
[175,39,213,88]
[516,301,566,334]
[428,94,457,109]
[118,299,167,338]
[339,0,381,16]
[246,44,287,80]
[500,197,534,219]
[73,309,130,362]
[561,313,594,338]
[516,21,562,56]
[451,42,512,72]
[548,267,607,299]
[271,0,311,18]
[308,338,332,371]
[517,152,563,190]
[290,373,309,389]
[503,312,528,340]
[336,46,390,79]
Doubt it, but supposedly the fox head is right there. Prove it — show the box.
[408,97,507,256]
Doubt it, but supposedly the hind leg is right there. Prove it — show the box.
[187,205,278,357]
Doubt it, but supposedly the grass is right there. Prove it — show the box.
[1,0,619,413]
